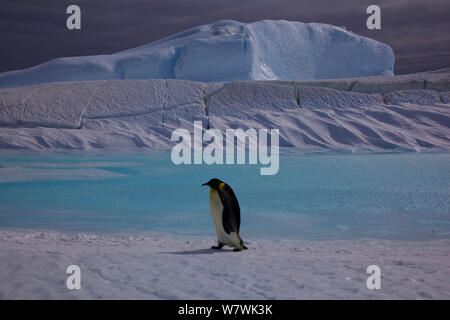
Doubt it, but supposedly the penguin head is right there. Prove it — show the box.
[202,178,223,190]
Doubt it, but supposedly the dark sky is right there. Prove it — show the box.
[1,0,449,74]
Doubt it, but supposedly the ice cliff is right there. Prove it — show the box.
[0,69,448,151]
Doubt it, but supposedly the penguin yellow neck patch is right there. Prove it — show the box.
[170,121,279,175]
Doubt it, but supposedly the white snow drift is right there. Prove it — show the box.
[0,20,394,88]
[0,69,448,151]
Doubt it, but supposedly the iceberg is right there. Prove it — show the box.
[0,20,394,88]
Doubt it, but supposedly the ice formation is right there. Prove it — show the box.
[0,69,448,151]
[0,20,394,88]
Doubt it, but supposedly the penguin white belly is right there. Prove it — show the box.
[209,189,241,248]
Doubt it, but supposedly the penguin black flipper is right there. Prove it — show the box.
[218,184,241,235]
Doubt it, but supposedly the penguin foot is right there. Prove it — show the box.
[233,245,248,252]
[211,243,224,250]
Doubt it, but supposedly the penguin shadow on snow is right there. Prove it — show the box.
[162,248,238,255]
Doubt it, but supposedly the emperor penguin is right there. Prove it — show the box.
[202,178,248,251]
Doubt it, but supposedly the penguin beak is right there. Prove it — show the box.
[202,182,210,187]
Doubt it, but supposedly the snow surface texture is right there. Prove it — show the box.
[0,230,449,299]
[0,20,394,88]
[0,70,448,151]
